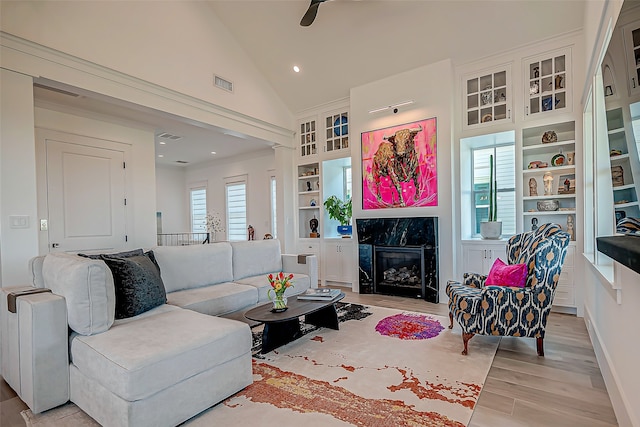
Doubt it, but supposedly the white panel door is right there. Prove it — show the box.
[46,139,127,252]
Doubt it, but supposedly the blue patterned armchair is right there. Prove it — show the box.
[446,224,570,356]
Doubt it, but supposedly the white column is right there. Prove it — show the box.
[0,69,39,286]
[273,144,296,253]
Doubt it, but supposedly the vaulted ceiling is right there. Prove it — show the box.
[33,1,586,166]
[208,1,585,113]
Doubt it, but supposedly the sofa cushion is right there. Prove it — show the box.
[166,282,258,316]
[102,253,167,319]
[70,309,251,401]
[42,253,115,335]
[235,273,311,303]
[153,243,233,293]
[231,240,282,281]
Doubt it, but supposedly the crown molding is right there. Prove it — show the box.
[1,31,295,147]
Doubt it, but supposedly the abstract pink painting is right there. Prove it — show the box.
[361,118,437,209]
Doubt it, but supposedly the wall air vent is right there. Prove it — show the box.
[175,160,189,164]
[157,132,182,140]
[214,75,234,93]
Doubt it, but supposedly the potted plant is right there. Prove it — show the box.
[480,154,502,239]
[323,195,352,236]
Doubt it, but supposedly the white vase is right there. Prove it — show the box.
[480,221,502,240]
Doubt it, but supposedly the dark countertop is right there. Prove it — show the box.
[596,235,640,275]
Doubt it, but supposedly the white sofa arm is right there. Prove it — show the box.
[0,286,69,413]
[282,254,318,289]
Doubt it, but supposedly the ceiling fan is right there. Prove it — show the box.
[300,0,330,27]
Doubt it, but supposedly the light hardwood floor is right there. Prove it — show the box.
[0,288,618,427]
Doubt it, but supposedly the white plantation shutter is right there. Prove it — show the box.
[472,142,516,236]
[270,175,277,237]
[226,176,247,241]
[190,187,207,233]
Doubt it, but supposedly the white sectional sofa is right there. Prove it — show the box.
[0,239,317,427]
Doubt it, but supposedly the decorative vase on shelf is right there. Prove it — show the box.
[272,295,288,312]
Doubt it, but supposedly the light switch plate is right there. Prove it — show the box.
[40,219,48,231]
[9,215,29,229]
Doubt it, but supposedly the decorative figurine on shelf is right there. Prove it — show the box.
[611,165,624,187]
[247,225,255,241]
[310,198,316,206]
[263,233,274,239]
[531,217,538,231]
[566,151,575,165]
[566,215,575,241]
[542,130,558,144]
[309,216,319,238]
[529,177,538,196]
[543,171,554,195]
[306,181,312,191]
[533,66,540,78]
[563,177,571,192]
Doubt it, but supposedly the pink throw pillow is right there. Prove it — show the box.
[485,258,527,288]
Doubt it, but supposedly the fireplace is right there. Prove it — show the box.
[356,217,439,303]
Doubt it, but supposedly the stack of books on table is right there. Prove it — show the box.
[297,288,341,301]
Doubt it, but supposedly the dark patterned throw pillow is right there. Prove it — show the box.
[78,249,144,260]
[101,253,167,319]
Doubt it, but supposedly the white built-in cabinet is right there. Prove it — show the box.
[462,64,512,129]
[461,240,507,275]
[606,107,640,220]
[521,120,577,235]
[323,240,354,284]
[622,20,640,97]
[296,103,354,288]
[523,47,572,119]
[458,37,580,311]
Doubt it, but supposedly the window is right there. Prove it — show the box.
[190,186,207,233]
[461,131,516,238]
[270,175,277,237]
[225,176,247,241]
[343,166,352,200]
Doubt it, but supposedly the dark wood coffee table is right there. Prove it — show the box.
[244,292,345,353]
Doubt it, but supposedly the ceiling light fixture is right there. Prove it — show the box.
[158,154,164,158]
[293,65,300,73]
[211,151,217,155]
[159,141,166,145]
[368,100,415,114]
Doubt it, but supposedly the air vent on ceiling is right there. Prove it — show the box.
[175,160,189,164]
[157,132,182,140]
[33,83,80,97]
[214,75,234,93]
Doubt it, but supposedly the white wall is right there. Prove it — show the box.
[0,1,293,133]
[0,69,39,286]
[583,263,639,427]
[350,59,455,302]
[156,166,189,234]
[33,106,158,250]
[184,149,277,242]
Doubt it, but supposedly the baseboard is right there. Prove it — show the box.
[584,306,636,427]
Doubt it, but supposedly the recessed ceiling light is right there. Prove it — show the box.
[158,154,164,158]
[159,141,166,145]
[211,151,217,155]
[293,65,300,73]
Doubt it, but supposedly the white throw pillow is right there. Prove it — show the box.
[42,253,115,335]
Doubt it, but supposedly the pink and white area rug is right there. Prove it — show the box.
[22,304,499,427]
